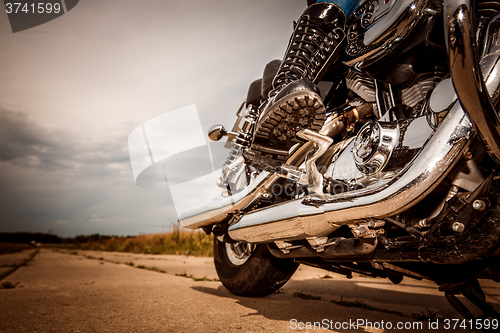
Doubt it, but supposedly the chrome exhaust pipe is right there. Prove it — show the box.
[178,140,318,229]
[228,103,473,243]
[179,103,371,229]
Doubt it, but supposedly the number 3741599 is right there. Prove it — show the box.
[5,2,62,14]
[443,318,499,330]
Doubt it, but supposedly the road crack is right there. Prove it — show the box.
[0,249,39,281]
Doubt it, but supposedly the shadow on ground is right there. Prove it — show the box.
[192,277,500,331]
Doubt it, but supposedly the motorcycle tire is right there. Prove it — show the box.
[213,237,299,297]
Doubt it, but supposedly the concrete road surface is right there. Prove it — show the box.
[1,249,500,332]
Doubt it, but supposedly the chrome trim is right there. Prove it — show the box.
[481,13,500,105]
[228,103,472,243]
[444,0,500,163]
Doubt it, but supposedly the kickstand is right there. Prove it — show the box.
[442,279,500,320]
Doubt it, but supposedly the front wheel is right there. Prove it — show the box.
[213,237,299,297]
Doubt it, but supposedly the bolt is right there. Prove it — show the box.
[262,192,272,199]
[411,219,429,229]
[473,199,486,211]
[452,222,465,233]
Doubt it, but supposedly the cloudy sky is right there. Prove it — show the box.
[0,0,307,237]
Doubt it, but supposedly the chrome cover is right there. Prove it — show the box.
[429,78,457,114]
[364,0,416,45]
[329,115,433,184]
[345,0,429,68]
[352,121,399,175]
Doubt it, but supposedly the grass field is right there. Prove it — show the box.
[0,243,34,255]
[64,227,213,257]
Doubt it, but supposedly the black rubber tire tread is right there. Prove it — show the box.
[213,238,299,297]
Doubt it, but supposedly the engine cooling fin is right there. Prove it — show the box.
[401,66,447,108]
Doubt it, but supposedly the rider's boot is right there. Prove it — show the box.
[251,2,347,158]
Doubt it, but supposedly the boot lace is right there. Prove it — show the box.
[273,16,340,90]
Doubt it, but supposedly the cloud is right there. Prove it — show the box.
[89,214,102,223]
[0,0,308,237]
[0,105,228,237]
[0,108,131,180]
[0,106,177,237]
[0,109,66,165]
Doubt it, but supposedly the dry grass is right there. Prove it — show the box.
[64,227,213,257]
[0,281,19,289]
[175,271,220,282]
[331,297,406,317]
[293,292,322,301]
[0,243,34,255]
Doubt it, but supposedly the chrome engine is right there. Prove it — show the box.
[179,0,500,258]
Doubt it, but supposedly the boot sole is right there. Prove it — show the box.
[253,91,326,155]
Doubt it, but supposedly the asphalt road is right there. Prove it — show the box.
[1,248,500,332]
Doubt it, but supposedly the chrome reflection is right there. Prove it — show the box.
[444,0,500,163]
[345,0,430,68]
[225,242,254,266]
[228,103,472,243]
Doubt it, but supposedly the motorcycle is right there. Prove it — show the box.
[177,0,500,319]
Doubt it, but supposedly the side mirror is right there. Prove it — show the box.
[208,125,237,141]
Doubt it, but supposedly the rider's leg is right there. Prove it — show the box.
[314,0,361,17]
[252,1,361,157]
